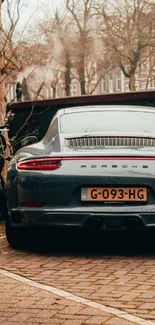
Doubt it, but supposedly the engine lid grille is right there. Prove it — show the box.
[65,137,155,149]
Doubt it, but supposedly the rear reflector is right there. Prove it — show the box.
[17,158,61,170]
[20,202,44,207]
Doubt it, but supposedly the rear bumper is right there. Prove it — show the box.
[9,206,155,229]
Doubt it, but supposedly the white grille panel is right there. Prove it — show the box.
[65,137,155,148]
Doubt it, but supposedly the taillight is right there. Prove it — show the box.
[17,158,61,170]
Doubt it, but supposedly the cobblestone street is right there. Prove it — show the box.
[0,225,155,324]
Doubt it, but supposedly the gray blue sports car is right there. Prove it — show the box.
[5,105,155,247]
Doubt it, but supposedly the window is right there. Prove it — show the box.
[135,81,139,91]
[116,74,121,91]
[60,109,155,134]
[102,77,106,92]
[152,79,155,88]
[141,82,146,89]
[70,83,77,96]
[109,75,113,93]
[125,83,129,92]
[148,81,151,89]
[71,91,77,97]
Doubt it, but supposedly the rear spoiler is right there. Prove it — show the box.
[7,90,155,112]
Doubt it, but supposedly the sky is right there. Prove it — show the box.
[22,0,66,19]
[2,0,66,29]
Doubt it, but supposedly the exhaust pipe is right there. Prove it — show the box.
[87,217,103,230]
[126,217,144,230]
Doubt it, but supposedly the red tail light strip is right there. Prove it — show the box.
[20,202,44,207]
[62,157,155,161]
[17,158,61,170]
[17,156,155,170]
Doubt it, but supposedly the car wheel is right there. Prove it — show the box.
[0,201,8,221]
[5,216,25,249]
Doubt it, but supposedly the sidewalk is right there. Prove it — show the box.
[0,225,154,325]
[0,269,150,325]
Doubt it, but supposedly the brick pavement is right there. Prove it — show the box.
[0,272,140,325]
[0,223,4,236]
[0,227,155,323]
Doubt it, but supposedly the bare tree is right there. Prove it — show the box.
[24,1,117,97]
[0,0,39,180]
[0,0,5,120]
[2,0,39,102]
[98,0,155,91]
[84,36,117,94]
[30,14,65,97]
[55,12,72,96]
[66,0,95,95]
[137,47,155,89]
[37,11,73,97]
[50,67,62,98]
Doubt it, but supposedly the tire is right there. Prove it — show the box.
[0,177,7,221]
[5,215,25,249]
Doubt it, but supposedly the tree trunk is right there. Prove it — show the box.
[64,52,71,96]
[79,56,86,95]
[0,0,9,182]
[129,68,136,91]
[52,87,56,98]
[79,68,86,95]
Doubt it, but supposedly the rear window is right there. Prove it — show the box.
[60,110,155,134]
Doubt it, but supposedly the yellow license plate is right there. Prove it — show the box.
[82,187,147,202]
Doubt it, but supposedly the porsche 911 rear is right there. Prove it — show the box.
[6,106,155,249]
[7,153,155,231]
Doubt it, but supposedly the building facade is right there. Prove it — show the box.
[6,61,155,103]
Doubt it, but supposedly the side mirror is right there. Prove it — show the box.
[21,136,38,147]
